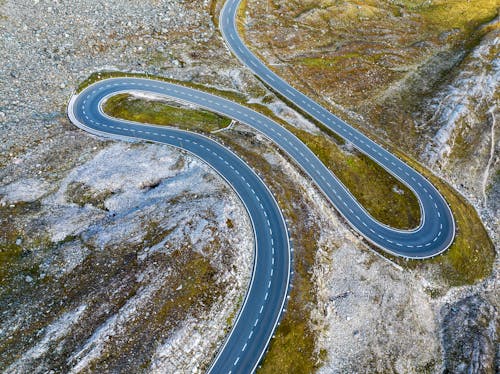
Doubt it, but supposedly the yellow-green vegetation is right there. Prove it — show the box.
[103,93,231,133]
[288,126,421,229]
[390,152,495,286]
[417,0,500,33]
[77,71,248,104]
[154,249,218,327]
[0,201,45,291]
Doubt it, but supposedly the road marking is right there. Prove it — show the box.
[266,73,275,82]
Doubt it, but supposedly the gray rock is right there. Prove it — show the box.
[441,295,497,373]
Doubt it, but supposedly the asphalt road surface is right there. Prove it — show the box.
[220,0,455,259]
[67,0,455,372]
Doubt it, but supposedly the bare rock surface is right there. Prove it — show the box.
[440,294,498,373]
[1,142,253,373]
[314,244,440,373]
[419,30,500,244]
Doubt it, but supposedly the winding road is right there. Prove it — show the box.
[67,0,455,372]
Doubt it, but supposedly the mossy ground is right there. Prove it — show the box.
[242,0,499,148]
[0,201,230,371]
[103,93,231,133]
[217,132,323,374]
[390,151,496,287]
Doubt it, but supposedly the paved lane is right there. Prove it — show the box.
[220,0,455,258]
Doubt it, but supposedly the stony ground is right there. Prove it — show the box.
[0,0,498,373]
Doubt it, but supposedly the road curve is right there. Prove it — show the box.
[220,0,455,258]
[68,86,290,373]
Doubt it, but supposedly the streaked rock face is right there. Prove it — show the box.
[419,31,499,240]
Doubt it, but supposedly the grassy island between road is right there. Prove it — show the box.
[103,93,232,133]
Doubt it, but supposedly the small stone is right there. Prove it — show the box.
[60,83,66,89]
[25,275,33,283]
[15,238,22,246]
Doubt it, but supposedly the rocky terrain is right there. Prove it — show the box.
[0,141,254,372]
[419,30,499,240]
[0,0,498,373]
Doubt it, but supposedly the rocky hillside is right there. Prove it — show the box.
[0,0,498,373]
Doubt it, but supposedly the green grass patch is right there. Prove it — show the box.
[297,52,365,68]
[103,93,231,133]
[390,151,495,286]
[416,0,500,33]
[286,125,421,229]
